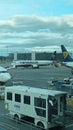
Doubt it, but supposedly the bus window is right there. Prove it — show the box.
[15,94,21,102]
[34,97,46,108]
[35,108,46,117]
[7,92,12,101]
[60,94,67,112]
[34,97,46,117]
[24,95,30,105]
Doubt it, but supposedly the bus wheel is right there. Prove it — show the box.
[14,114,19,122]
[37,121,44,129]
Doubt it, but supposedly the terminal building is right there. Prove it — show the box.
[9,52,63,61]
[0,52,63,63]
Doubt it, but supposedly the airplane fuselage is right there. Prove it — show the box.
[11,60,52,68]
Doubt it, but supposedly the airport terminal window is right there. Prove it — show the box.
[24,95,30,105]
[15,93,21,102]
[34,97,46,108]
[7,92,12,100]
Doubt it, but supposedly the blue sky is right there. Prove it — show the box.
[0,0,73,55]
[0,0,73,19]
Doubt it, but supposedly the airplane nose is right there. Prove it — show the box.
[3,73,11,82]
[6,73,11,80]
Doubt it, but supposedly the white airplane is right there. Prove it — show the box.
[61,45,73,74]
[11,51,57,69]
[0,66,11,85]
[11,59,53,69]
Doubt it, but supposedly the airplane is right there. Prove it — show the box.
[11,51,57,69]
[0,66,11,85]
[11,59,53,69]
[61,45,73,74]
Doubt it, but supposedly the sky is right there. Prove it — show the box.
[0,0,73,55]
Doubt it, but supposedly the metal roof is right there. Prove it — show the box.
[5,85,67,96]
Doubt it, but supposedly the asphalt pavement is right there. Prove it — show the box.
[7,65,72,88]
[0,65,73,130]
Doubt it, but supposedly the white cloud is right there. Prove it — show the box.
[0,14,73,54]
[0,14,73,34]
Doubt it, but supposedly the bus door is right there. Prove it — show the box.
[48,96,58,122]
[48,94,66,122]
[57,94,66,116]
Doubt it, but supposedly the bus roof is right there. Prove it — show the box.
[5,86,67,96]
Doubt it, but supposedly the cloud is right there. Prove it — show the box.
[0,14,73,53]
[0,14,73,34]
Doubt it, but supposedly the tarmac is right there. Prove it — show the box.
[0,63,73,130]
[7,65,72,87]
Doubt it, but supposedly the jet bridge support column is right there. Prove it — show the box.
[31,51,36,60]
[14,52,17,61]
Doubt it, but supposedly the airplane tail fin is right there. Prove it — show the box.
[61,45,73,62]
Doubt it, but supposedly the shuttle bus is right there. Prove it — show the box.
[5,86,67,129]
